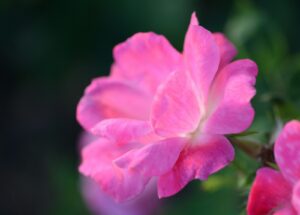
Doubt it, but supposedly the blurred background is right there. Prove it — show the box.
[2,0,300,214]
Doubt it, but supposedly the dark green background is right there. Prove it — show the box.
[2,0,300,214]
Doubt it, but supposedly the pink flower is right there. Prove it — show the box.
[79,133,160,215]
[247,120,300,215]
[78,13,258,201]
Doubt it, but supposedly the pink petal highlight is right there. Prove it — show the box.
[112,32,182,94]
[275,120,300,183]
[203,59,258,134]
[213,33,237,69]
[151,70,201,137]
[247,168,292,215]
[91,118,153,144]
[184,14,220,101]
[79,139,149,202]
[157,134,234,198]
[292,181,300,214]
[273,205,297,215]
[77,78,152,131]
[115,137,187,176]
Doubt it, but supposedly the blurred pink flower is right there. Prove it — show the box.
[79,133,160,215]
[78,13,258,201]
[247,120,300,215]
[81,178,159,215]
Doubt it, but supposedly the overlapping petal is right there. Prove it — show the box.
[157,134,234,198]
[203,59,258,134]
[91,118,153,144]
[77,78,152,130]
[213,33,237,69]
[79,138,149,202]
[115,137,187,177]
[184,13,220,101]
[247,168,292,215]
[112,32,182,94]
[292,181,300,214]
[151,70,201,137]
[275,120,300,183]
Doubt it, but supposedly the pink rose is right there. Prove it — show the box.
[78,13,258,201]
[247,120,300,215]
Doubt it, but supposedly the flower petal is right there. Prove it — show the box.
[115,137,187,176]
[81,177,159,215]
[157,134,234,198]
[275,120,300,183]
[292,181,300,214]
[213,33,237,69]
[247,168,292,215]
[112,32,182,94]
[189,12,199,26]
[184,13,220,101]
[77,78,152,131]
[151,70,201,137]
[203,59,258,134]
[273,205,297,215]
[91,118,153,144]
[79,138,149,202]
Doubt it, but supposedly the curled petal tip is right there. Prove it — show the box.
[190,12,199,26]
